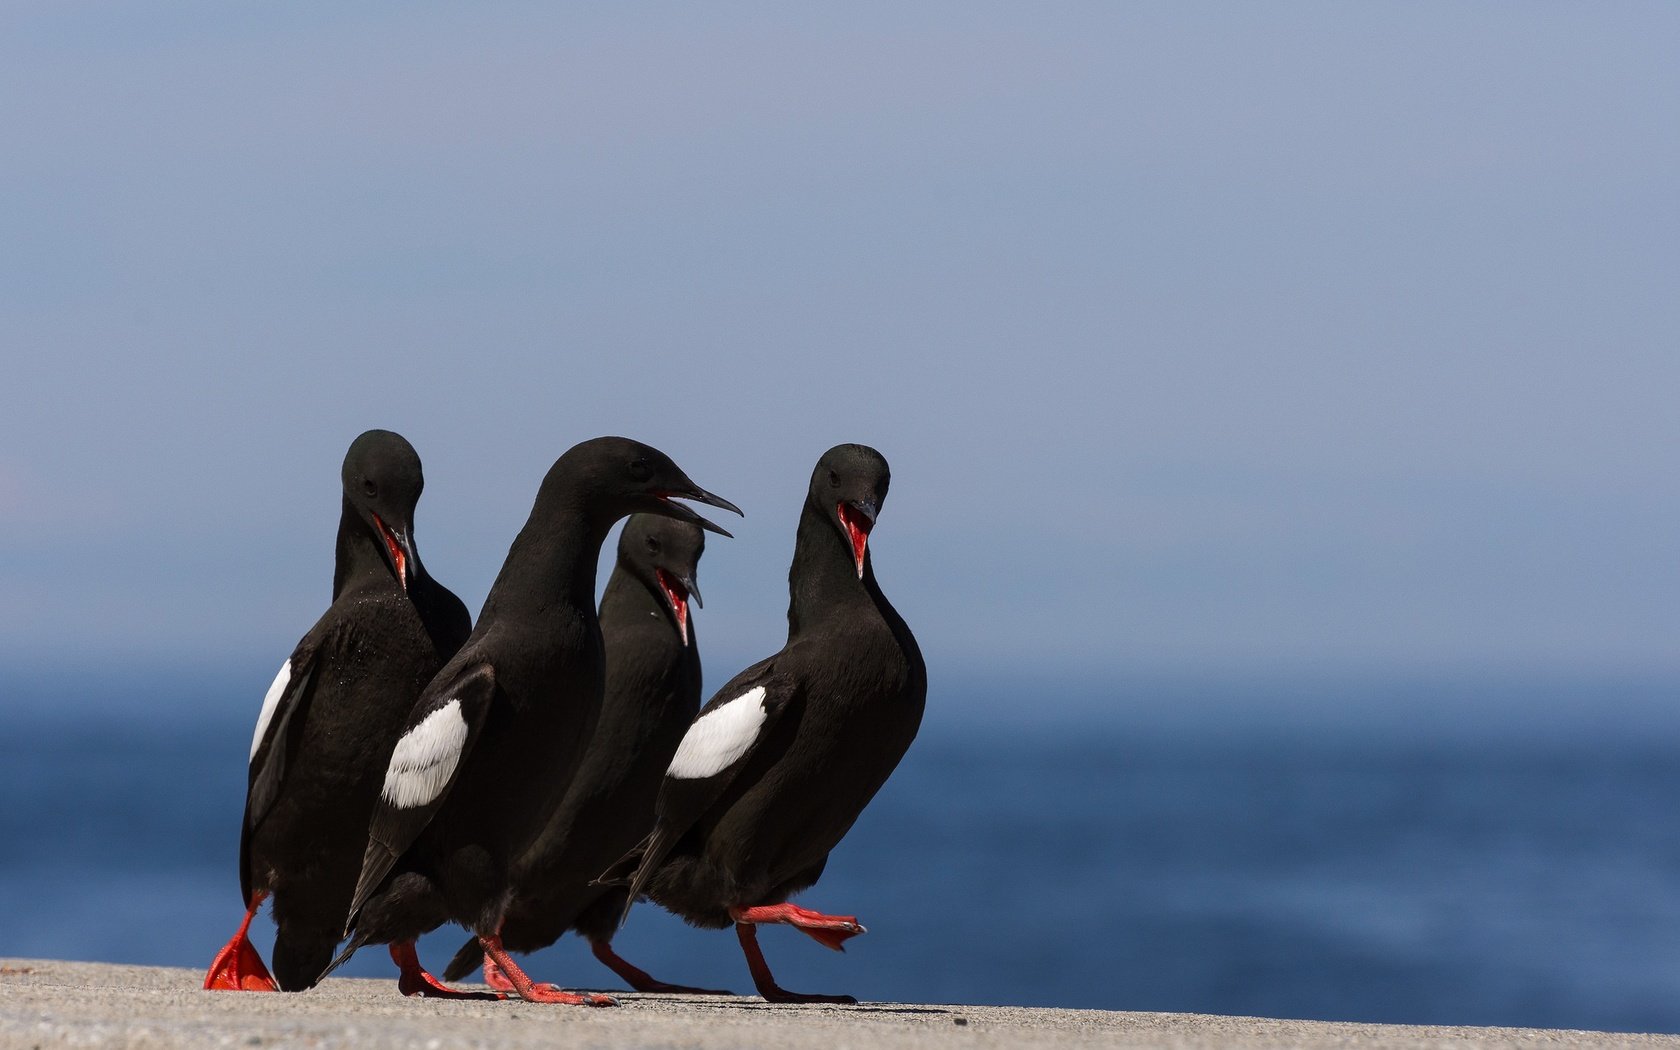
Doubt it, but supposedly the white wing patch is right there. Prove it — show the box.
[249,659,292,762]
[667,685,768,780]
[380,699,468,809]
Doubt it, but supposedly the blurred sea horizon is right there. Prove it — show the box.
[3,665,1677,1034]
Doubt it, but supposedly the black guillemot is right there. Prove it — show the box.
[205,429,472,994]
[600,443,926,1004]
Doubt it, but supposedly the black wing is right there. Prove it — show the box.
[599,658,796,923]
[239,644,319,905]
[343,661,497,930]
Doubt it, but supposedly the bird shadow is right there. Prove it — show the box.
[623,994,951,1016]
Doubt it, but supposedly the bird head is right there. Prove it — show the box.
[808,443,890,579]
[617,514,706,646]
[341,429,425,592]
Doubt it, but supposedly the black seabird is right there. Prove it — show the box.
[600,443,926,1004]
[441,514,726,995]
[323,437,740,1005]
[204,429,472,993]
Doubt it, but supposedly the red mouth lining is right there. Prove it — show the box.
[372,514,407,592]
[655,568,690,646]
[836,503,871,577]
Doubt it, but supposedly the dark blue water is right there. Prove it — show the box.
[3,678,1677,1034]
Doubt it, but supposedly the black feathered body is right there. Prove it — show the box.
[344,547,609,945]
[621,499,925,929]
[476,566,702,966]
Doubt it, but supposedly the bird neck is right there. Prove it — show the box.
[331,497,397,600]
[600,564,659,624]
[786,497,879,638]
[603,563,695,647]
[406,565,472,657]
[484,489,612,620]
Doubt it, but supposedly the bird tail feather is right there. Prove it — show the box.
[318,932,368,985]
[594,829,673,932]
[441,935,483,983]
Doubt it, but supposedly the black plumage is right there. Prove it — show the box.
[204,429,470,993]
[600,443,926,1003]
[441,514,724,994]
[323,437,739,1004]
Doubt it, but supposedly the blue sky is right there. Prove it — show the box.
[3,3,1678,708]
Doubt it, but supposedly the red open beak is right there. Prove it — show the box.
[372,514,409,593]
[836,503,874,579]
[655,568,691,647]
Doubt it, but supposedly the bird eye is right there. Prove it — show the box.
[646,536,661,554]
[628,458,653,482]
[828,470,841,488]
[362,479,379,497]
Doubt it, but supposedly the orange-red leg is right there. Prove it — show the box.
[732,920,857,1005]
[479,934,617,1006]
[589,938,731,995]
[390,941,502,1000]
[203,893,279,992]
[480,952,517,993]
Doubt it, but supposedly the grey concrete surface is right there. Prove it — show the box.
[1,959,1673,1049]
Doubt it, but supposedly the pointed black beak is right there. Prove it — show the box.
[680,573,703,609]
[687,485,743,519]
[844,498,879,526]
[655,485,743,538]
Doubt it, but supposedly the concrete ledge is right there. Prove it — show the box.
[1,959,1672,1049]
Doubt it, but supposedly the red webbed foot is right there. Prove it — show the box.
[514,981,619,1005]
[590,938,732,995]
[729,903,867,952]
[732,919,858,1005]
[203,895,279,992]
[480,935,617,1006]
[390,941,503,1001]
